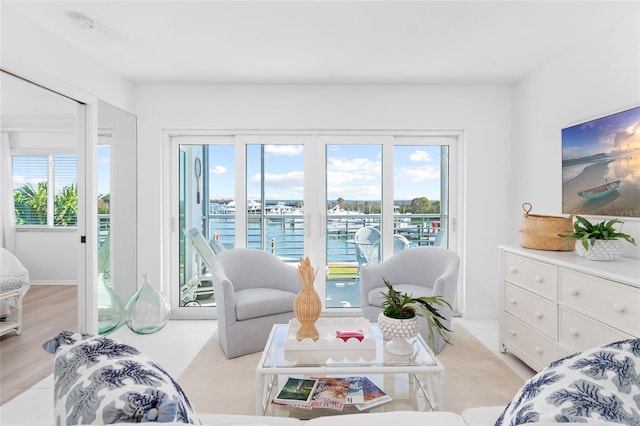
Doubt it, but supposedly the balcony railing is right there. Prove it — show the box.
[207,212,442,263]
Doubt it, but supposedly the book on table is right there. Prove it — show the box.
[355,377,393,411]
[273,377,318,405]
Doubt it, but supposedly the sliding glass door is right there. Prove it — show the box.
[169,131,458,318]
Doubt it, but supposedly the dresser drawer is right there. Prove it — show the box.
[504,282,556,338]
[559,306,634,353]
[504,253,557,300]
[559,269,640,335]
[502,313,559,372]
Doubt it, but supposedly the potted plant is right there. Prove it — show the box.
[377,278,452,355]
[559,216,636,261]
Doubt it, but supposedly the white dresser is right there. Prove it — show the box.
[499,245,640,372]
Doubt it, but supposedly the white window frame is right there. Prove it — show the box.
[12,149,78,229]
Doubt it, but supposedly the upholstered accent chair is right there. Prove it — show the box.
[210,248,299,358]
[360,246,460,353]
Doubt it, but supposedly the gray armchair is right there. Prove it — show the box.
[210,248,299,358]
[360,246,460,353]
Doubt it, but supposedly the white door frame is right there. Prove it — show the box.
[163,129,465,319]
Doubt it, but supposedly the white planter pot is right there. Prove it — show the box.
[575,239,623,261]
[377,312,420,355]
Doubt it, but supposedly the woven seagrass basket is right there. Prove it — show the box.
[518,203,577,251]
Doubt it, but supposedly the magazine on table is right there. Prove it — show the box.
[344,376,365,405]
[273,377,318,405]
[308,377,351,411]
[271,376,392,411]
[355,377,393,411]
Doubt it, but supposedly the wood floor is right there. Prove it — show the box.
[0,285,77,405]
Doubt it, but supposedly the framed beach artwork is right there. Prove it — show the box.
[562,105,640,218]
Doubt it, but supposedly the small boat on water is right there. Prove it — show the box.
[578,179,621,199]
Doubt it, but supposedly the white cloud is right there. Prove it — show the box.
[265,145,303,156]
[248,170,304,195]
[12,175,45,186]
[396,165,440,182]
[409,150,433,162]
[265,170,304,188]
[211,165,227,174]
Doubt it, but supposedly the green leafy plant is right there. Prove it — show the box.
[559,216,637,251]
[380,278,453,345]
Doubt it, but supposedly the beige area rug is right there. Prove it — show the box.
[178,320,525,416]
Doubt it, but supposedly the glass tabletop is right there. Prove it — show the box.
[261,323,438,369]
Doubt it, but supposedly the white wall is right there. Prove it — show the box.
[136,84,512,319]
[14,230,77,284]
[511,12,640,260]
[1,4,135,115]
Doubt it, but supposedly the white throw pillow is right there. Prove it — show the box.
[495,338,640,425]
[43,331,199,425]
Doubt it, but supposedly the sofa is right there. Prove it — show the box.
[171,408,499,425]
[82,407,616,425]
[44,331,636,426]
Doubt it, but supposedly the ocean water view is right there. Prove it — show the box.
[562,153,640,217]
[205,201,441,263]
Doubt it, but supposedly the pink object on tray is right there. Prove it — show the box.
[336,330,364,342]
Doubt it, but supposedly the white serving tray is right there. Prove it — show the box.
[284,317,376,351]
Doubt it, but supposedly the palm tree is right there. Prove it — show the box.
[54,184,78,226]
[13,182,48,224]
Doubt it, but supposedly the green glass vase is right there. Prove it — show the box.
[97,273,123,335]
[124,273,171,334]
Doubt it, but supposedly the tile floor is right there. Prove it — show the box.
[0,318,532,425]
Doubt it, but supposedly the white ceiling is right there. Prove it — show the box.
[4,0,637,85]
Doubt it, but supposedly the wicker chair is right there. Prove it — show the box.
[0,247,30,337]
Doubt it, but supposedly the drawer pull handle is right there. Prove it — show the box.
[509,266,518,273]
[534,276,543,283]
[534,311,543,319]
[614,304,625,313]
[509,329,516,336]
[569,288,580,296]
[509,298,517,305]
[569,328,579,337]
[534,346,542,354]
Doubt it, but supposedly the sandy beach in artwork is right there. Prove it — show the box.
[563,158,640,217]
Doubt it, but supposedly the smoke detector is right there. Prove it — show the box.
[69,12,94,30]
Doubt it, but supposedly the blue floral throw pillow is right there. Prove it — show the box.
[495,338,640,425]
[43,331,199,425]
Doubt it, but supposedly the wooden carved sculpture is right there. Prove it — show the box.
[293,257,321,341]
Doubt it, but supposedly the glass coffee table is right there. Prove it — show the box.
[255,322,445,418]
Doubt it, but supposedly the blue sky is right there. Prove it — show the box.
[94,143,444,202]
[209,144,443,202]
[97,145,110,195]
[562,106,640,160]
[12,155,77,194]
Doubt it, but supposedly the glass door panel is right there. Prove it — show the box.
[97,143,111,284]
[393,145,449,249]
[246,143,304,262]
[325,144,382,308]
[178,142,235,308]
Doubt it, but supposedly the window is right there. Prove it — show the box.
[12,154,78,227]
